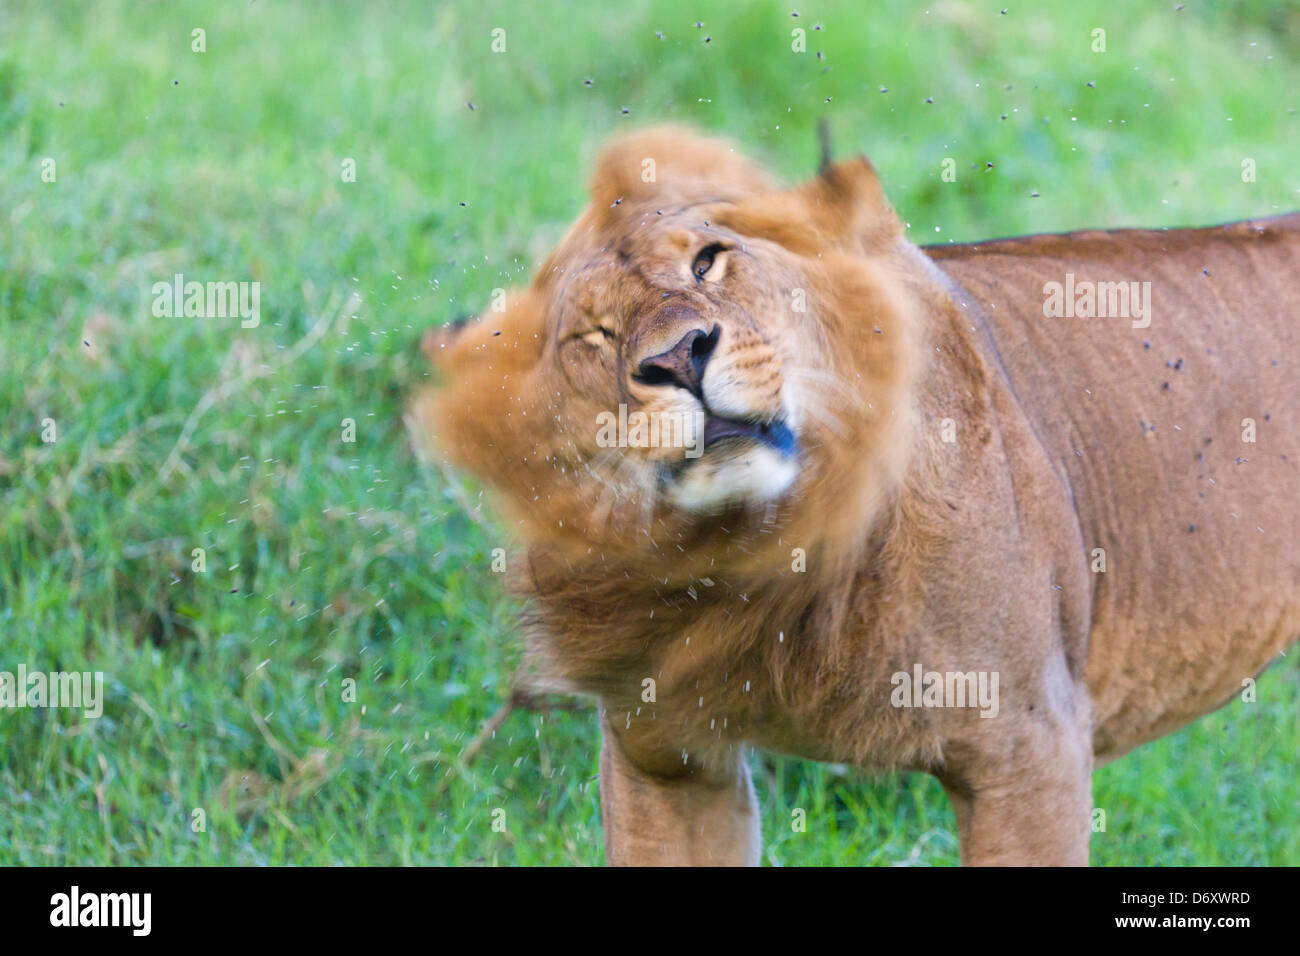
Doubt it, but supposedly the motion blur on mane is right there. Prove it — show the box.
[414,128,929,731]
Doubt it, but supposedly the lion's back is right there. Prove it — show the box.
[928,214,1300,759]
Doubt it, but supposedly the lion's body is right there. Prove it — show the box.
[418,127,1298,864]
[926,215,1300,761]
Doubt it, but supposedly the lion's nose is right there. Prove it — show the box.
[634,326,720,399]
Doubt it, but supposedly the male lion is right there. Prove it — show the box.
[415,127,1299,866]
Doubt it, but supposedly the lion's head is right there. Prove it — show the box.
[415,127,924,579]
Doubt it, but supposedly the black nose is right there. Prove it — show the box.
[634,326,720,398]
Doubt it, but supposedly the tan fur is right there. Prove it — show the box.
[413,127,1300,866]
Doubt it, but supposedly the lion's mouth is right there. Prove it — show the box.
[654,413,801,509]
[702,415,798,457]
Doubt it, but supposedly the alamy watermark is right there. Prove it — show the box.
[1043,273,1151,329]
[596,403,704,458]
[890,664,999,718]
[151,273,261,328]
[0,665,104,719]
[50,886,150,936]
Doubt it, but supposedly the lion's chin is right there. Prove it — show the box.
[664,444,800,513]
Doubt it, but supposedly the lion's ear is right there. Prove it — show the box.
[420,287,546,378]
[714,156,901,255]
[588,126,776,211]
[413,287,548,474]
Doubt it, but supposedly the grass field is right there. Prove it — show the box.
[1,0,1297,865]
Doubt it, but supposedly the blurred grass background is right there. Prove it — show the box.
[0,0,1296,865]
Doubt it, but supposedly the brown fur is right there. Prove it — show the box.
[413,127,1300,865]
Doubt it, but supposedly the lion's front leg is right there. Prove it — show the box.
[939,716,1094,866]
[598,715,761,867]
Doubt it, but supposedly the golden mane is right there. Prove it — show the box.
[413,127,932,757]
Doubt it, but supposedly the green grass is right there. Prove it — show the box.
[1,0,1296,865]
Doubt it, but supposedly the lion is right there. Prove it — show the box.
[414,126,1300,866]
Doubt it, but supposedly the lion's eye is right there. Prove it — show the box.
[692,243,727,280]
[579,326,617,347]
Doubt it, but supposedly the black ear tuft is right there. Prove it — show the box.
[817,117,833,175]
[418,314,474,359]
